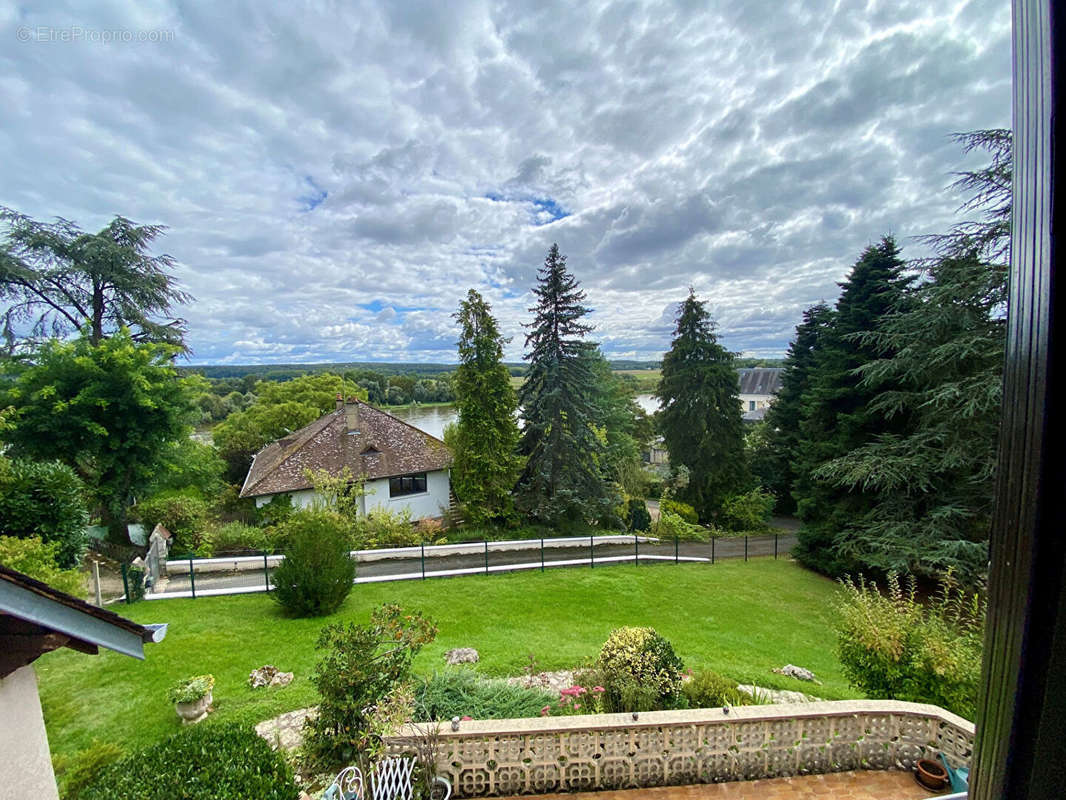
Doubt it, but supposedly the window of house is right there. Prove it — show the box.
[749,400,756,411]
[389,473,427,497]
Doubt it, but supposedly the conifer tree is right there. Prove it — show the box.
[450,289,521,526]
[655,290,748,520]
[792,236,911,575]
[752,302,833,512]
[516,245,607,525]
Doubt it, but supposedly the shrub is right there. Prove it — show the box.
[355,508,421,548]
[682,670,753,708]
[413,671,556,721]
[595,626,685,712]
[0,536,85,596]
[0,457,89,567]
[654,510,708,542]
[79,723,298,800]
[304,604,437,766]
[54,740,125,800]
[271,511,355,617]
[718,488,775,531]
[835,573,983,719]
[199,522,277,556]
[660,498,697,524]
[134,491,210,553]
[626,498,652,532]
[167,674,214,704]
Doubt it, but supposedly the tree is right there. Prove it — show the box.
[0,329,197,542]
[450,289,522,526]
[0,457,89,567]
[586,349,653,501]
[212,373,367,483]
[751,302,833,512]
[0,209,191,353]
[516,244,608,525]
[655,290,748,520]
[811,131,1010,580]
[792,237,912,576]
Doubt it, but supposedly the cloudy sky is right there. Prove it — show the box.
[1,0,1010,364]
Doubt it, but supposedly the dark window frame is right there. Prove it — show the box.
[388,472,428,497]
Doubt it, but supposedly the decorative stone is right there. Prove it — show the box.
[773,664,820,683]
[249,664,294,688]
[444,647,479,665]
[506,669,575,692]
[737,684,820,704]
[175,691,212,725]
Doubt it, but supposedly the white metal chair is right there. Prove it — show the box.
[324,757,451,800]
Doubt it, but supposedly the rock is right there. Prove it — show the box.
[505,670,575,693]
[255,707,317,751]
[738,684,821,704]
[773,664,821,684]
[249,665,294,688]
[445,647,479,665]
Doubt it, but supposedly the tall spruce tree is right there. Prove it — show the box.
[752,302,833,512]
[811,131,1009,580]
[656,290,748,520]
[792,236,911,576]
[450,289,522,526]
[516,244,608,525]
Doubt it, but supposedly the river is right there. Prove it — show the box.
[390,394,659,439]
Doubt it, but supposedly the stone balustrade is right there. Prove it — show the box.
[386,700,974,798]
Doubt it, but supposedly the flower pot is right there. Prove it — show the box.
[915,758,949,792]
[175,690,212,725]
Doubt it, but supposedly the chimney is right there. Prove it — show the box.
[345,401,360,433]
[335,393,343,411]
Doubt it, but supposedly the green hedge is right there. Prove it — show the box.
[79,723,298,800]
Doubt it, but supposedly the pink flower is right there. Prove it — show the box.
[540,705,551,716]
[574,704,581,710]
[592,686,605,693]
[461,715,472,721]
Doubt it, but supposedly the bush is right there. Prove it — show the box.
[660,499,697,524]
[199,522,278,556]
[835,573,983,719]
[304,604,437,767]
[654,510,708,542]
[135,491,210,553]
[167,674,214,704]
[0,536,85,596]
[271,511,355,617]
[0,457,89,567]
[718,488,775,531]
[682,670,753,708]
[79,723,298,800]
[356,508,420,548]
[413,671,556,721]
[626,498,652,532]
[54,740,125,800]
[595,626,685,713]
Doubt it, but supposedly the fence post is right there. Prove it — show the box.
[189,555,196,599]
[540,538,545,572]
[675,535,679,564]
[590,535,594,568]
[263,551,270,592]
[121,563,130,604]
[421,543,426,580]
[634,534,639,566]
[93,560,103,606]
[711,536,715,565]
[774,533,778,560]
[484,540,489,575]
[744,535,749,562]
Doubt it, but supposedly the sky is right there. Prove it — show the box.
[0,0,1011,364]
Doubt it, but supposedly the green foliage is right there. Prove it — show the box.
[212,373,367,483]
[517,244,610,525]
[718,488,775,532]
[793,237,911,577]
[0,208,192,353]
[271,511,355,617]
[0,535,85,595]
[626,498,651,532]
[306,466,368,522]
[146,437,226,499]
[653,510,708,542]
[834,573,983,719]
[587,351,652,502]
[660,498,697,524]
[54,740,125,800]
[135,491,210,553]
[304,604,437,767]
[656,290,749,520]
[126,565,146,602]
[451,289,522,526]
[198,522,278,556]
[0,329,198,543]
[79,723,298,800]
[166,674,214,704]
[595,626,685,712]
[682,670,754,708]
[254,493,295,527]
[355,508,420,548]
[0,456,89,567]
[412,670,556,721]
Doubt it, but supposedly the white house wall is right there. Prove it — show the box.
[739,393,774,411]
[0,665,59,800]
[254,471,449,521]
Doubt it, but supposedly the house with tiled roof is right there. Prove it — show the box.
[738,367,783,421]
[239,396,452,521]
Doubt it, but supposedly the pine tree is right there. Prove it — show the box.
[752,302,833,512]
[516,244,608,525]
[655,290,748,520]
[811,131,1009,580]
[450,289,522,526]
[792,236,911,576]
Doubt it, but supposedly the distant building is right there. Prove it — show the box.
[738,367,783,422]
[240,396,453,521]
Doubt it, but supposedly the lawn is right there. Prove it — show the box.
[38,559,858,767]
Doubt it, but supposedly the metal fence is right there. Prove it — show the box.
[129,532,797,602]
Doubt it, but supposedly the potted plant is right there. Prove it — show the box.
[168,674,214,724]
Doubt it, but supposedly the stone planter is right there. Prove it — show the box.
[175,691,212,725]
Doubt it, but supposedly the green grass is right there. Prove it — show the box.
[38,559,856,766]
